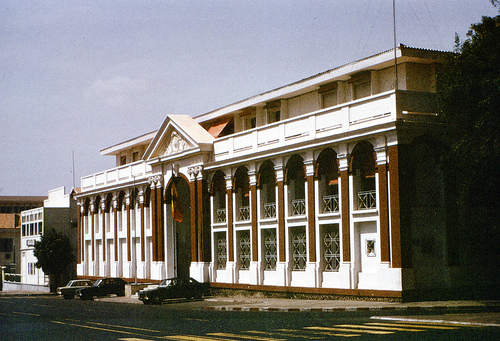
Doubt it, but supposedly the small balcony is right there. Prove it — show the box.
[216,209,226,223]
[358,190,376,210]
[263,202,276,219]
[291,199,306,216]
[238,206,250,221]
[322,195,339,213]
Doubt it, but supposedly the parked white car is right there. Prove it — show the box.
[57,279,94,299]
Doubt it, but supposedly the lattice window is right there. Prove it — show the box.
[291,228,307,271]
[358,190,376,209]
[263,229,277,270]
[238,231,251,270]
[263,202,276,219]
[291,199,306,216]
[323,225,340,272]
[323,195,339,213]
[216,233,227,269]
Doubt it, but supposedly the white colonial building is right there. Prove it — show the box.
[76,45,474,299]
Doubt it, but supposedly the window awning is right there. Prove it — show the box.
[207,118,230,138]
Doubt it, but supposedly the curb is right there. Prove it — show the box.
[205,305,500,313]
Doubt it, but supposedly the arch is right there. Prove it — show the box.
[165,176,191,278]
[211,170,226,224]
[316,148,339,213]
[233,166,250,221]
[351,141,376,210]
[285,154,305,216]
[258,161,277,219]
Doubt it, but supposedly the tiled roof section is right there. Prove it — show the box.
[0,196,47,204]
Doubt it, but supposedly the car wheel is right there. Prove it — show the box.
[63,294,74,300]
[117,290,125,297]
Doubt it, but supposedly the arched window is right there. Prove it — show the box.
[316,148,339,213]
[234,167,250,221]
[351,141,376,210]
[286,155,305,216]
[94,196,101,233]
[211,171,226,223]
[258,161,276,219]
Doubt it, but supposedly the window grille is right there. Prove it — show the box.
[322,195,339,213]
[323,229,340,272]
[216,235,227,269]
[292,231,307,270]
[358,190,376,210]
[216,209,226,223]
[291,199,306,216]
[263,230,277,270]
[238,232,251,270]
[238,206,250,221]
[263,202,276,219]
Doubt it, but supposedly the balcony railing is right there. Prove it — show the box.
[322,195,339,213]
[358,190,376,210]
[238,206,250,221]
[291,199,306,216]
[81,161,152,191]
[263,202,276,218]
[216,209,226,223]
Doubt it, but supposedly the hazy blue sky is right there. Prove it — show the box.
[1,1,498,196]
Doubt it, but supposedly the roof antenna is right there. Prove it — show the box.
[393,0,399,91]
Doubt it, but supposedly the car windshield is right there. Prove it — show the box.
[94,279,103,286]
[159,279,173,287]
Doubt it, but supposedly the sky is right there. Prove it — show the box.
[1,0,498,196]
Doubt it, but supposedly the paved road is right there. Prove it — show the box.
[1,294,499,340]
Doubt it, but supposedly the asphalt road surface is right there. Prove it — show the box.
[1,295,499,340]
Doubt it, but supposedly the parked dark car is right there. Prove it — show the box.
[138,277,209,305]
[76,277,127,300]
[57,279,94,299]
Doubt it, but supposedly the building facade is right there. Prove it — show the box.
[0,196,46,277]
[76,46,478,299]
[20,187,78,287]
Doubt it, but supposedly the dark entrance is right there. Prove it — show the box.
[167,177,191,279]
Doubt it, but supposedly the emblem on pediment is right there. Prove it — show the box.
[164,131,188,156]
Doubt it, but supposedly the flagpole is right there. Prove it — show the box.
[393,0,398,91]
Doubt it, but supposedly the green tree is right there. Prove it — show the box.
[438,12,500,280]
[34,229,75,292]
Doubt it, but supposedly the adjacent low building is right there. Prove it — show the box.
[75,45,488,299]
[20,187,78,288]
[0,196,46,278]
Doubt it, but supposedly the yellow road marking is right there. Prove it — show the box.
[164,335,236,341]
[278,328,360,337]
[247,330,325,339]
[337,324,425,332]
[209,332,285,340]
[51,320,142,336]
[89,321,163,333]
[367,322,458,330]
[13,311,40,316]
[305,326,393,335]
[119,339,156,341]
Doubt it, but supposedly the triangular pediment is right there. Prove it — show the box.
[143,115,214,161]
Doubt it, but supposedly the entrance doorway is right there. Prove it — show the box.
[166,177,191,278]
